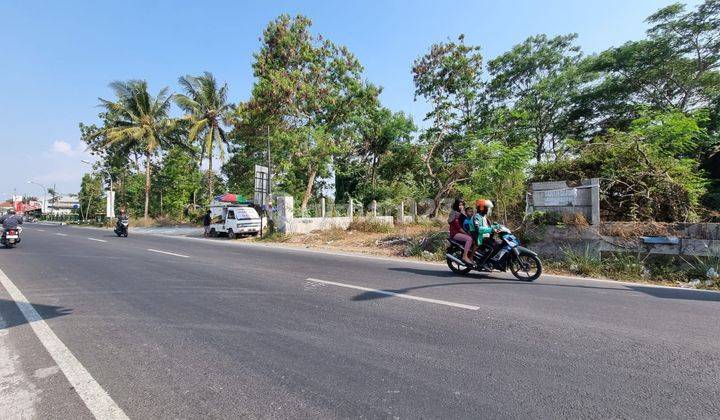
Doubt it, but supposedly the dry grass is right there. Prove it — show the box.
[601,222,679,239]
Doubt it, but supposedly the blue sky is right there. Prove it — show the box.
[0,0,701,197]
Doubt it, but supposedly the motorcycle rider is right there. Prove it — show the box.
[116,209,129,232]
[472,199,500,268]
[0,209,23,237]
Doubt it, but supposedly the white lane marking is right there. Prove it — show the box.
[36,229,45,232]
[306,278,479,310]
[147,248,189,258]
[0,267,129,420]
[87,238,107,243]
[55,233,67,236]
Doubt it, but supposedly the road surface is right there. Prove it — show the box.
[1,224,719,418]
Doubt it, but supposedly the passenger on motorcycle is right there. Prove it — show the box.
[448,198,474,265]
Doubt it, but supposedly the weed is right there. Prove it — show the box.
[561,245,603,276]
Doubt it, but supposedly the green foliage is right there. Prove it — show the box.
[78,173,105,220]
[155,147,202,219]
[457,140,534,224]
[175,72,233,203]
[529,211,564,226]
[534,112,709,222]
[412,35,484,214]
[488,34,586,160]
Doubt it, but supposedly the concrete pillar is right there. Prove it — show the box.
[320,197,326,218]
[590,178,600,225]
[372,200,377,217]
[348,198,354,218]
[397,201,404,224]
[276,195,294,233]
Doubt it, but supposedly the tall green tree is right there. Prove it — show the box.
[234,14,380,212]
[577,0,720,130]
[174,72,233,201]
[488,34,585,160]
[93,80,174,220]
[412,34,484,215]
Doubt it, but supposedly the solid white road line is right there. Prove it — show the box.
[0,267,129,420]
[36,229,45,232]
[55,233,67,236]
[147,248,189,258]
[87,238,108,243]
[306,278,479,310]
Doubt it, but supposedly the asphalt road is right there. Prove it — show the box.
[1,224,719,419]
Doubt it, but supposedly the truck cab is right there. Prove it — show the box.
[209,202,262,238]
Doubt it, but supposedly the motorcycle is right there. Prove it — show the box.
[1,227,22,248]
[446,224,542,281]
[114,219,129,237]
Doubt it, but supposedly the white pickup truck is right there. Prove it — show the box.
[208,202,262,238]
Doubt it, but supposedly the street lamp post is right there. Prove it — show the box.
[27,181,48,214]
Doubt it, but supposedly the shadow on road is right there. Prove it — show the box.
[380,267,720,303]
[0,299,73,330]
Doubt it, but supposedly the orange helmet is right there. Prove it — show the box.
[475,199,494,214]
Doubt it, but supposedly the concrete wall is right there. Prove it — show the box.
[274,195,394,234]
[526,223,720,259]
[528,179,600,225]
[284,216,394,234]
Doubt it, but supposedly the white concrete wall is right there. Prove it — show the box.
[285,216,394,234]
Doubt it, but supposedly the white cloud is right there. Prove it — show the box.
[50,140,88,157]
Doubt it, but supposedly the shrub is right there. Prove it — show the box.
[561,245,602,276]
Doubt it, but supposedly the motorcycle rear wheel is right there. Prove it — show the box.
[509,252,542,281]
[446,248,472,275]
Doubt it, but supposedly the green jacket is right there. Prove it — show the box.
[472,213,493,245]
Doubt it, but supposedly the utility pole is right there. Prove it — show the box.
[267,126,272,199]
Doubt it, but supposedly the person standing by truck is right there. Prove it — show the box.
[203,210,212,237]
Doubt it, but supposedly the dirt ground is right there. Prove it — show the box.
[257,223,446,259]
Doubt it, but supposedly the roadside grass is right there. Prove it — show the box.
[348,218,394,233]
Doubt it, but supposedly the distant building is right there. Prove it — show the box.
[50,195,80,215]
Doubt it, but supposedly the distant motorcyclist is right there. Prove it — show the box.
[0,209,23,230]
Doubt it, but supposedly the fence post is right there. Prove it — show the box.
[590,178,600,226]
[372,200,377,217]
[349,198,354,218]
[320,197,326,218]
[397,201,404,224]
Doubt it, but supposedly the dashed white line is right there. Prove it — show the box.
[55,233,67,236]
[147,248,189,258]
[306,278,479,310]
[87,238,107,243]
[0,267,129,419]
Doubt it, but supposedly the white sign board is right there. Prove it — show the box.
[542,188,577,206]
[106,190,115,218]
[254,165,270,206]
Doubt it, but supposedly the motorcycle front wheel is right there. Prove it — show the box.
[510,252,542,281]
[446,247,472,275]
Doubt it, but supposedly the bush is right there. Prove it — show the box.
[348,218,393,233]
[561,245,603,276]
[532,118,709,222]
[530,211,564,226]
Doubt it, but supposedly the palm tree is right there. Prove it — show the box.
[94,80,174,221]
[174,72,233,201]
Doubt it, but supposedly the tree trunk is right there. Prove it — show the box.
[144,150,151,222]
[301,165,318,215]
[371,158,378,199]
[432,188,445,218]
[207,148,214,203]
